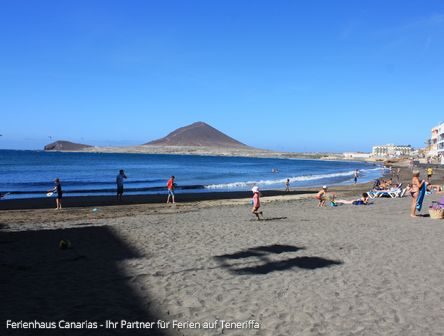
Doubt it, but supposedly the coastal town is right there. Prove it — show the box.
[343,121,444,165]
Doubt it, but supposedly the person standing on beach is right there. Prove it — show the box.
[410,171,426,217]
[116,170,127,201]
[354,169,359,184]
[251,186,264,220]
[166,176,175,204]
[285,178,290,192]
[426,167,433,183]
[49,178,63,210]
[395,168,401,184]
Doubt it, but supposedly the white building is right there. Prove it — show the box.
[372,144,413,158]
[343,152,372,159]
[429,122,444,164]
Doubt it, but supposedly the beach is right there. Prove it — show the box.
[1,166,444,335]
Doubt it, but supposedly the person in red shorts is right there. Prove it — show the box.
[166,176,175,204]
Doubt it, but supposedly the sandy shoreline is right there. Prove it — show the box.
[1,166,444,335]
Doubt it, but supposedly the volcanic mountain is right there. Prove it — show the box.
[145,122,250,148]
[44,140,93,151]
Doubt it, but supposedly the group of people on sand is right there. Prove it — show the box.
[45,166,442,219]
[312,167,443,219]
[315,186,369,207]
[409,169,444,217]
[117,171,177,204]
[47,171,178,209]
[373,178,397,190]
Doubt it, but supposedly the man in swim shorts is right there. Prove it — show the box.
[167,176,175,204]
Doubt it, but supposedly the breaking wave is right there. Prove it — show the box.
[205,168,382,189]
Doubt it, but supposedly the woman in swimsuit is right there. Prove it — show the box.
[335,193,369,205]
[410,171,425,217]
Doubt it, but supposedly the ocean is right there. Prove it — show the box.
[0,150,384,199]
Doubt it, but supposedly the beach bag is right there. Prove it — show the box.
[429,208,444,219]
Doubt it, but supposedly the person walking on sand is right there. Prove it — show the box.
[426,167,433,183]
[116,170,127,201]
[285,178,290,192]
[49,178,63,210]
[166,176,175,204]
[251,186,264,220]
[410,171,426,218]
[354,169,359,184]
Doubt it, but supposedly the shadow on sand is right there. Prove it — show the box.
[0,226,167,336]
[215,244,342,275]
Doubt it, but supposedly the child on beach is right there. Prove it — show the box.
[285,179,290,192]
[251,186,264,220]
[49,178,63,210]
[166,176,175,204]
[316,186,334,207]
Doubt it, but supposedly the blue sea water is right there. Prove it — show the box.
[0,150,384,199]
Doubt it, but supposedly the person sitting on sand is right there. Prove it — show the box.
[335,193,369,205]
[251,186,264,220]
[316,186,334,207]
[410,171,426,218]
[166,176,176,204]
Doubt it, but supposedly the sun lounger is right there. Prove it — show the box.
[368,190,389,198]
[368,187,406,199]
[388,188,407,198]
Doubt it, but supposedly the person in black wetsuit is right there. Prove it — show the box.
[51,178,63,210]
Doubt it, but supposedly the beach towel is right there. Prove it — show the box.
[416,182,426,212]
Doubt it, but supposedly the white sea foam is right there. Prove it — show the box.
[205,167,382,189]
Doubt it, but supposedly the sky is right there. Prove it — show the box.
[1,0,443,152]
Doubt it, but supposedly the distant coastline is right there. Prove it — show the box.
[40,121,381,162]
[42,144,360,161]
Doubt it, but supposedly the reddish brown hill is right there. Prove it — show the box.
[145,122,249,148]
[44,140,93,151]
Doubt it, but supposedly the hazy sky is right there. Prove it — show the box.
[1,0,443,152]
